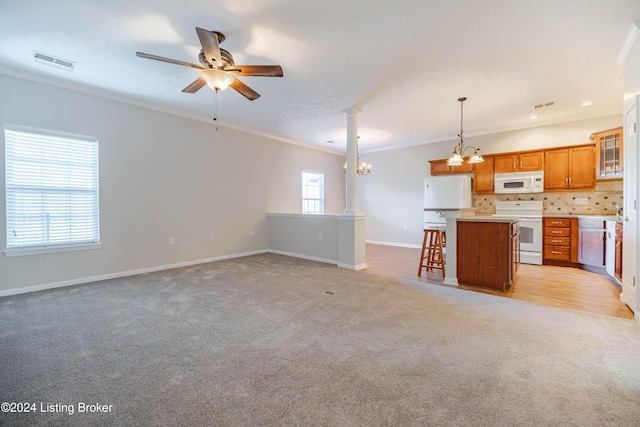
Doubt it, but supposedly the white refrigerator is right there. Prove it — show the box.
[424,175,473,226]
[424,175,472,210]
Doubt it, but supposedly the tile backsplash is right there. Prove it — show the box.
[473,180,623,215]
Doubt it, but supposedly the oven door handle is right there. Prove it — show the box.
[519,218,542,221]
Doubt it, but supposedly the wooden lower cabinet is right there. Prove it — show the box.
[543,217,578,264]
[457,220,517,292]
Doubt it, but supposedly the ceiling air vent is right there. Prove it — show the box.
[33,51,74,71]
[534,101,555,109]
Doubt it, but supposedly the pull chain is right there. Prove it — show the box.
[213,88,219,131]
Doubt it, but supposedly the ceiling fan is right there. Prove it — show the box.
[136,27,283,101]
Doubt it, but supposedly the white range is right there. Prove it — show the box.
[493,200,543,265]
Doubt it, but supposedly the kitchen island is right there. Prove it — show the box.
[456,216,520,292]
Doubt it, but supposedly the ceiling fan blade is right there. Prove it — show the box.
[226,65,283,77]
[136,51,203,69]
[196,27,222,68]
[230,78,260,101]
[182,77,207,93]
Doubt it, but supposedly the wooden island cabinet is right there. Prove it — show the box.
[457,218,519,292]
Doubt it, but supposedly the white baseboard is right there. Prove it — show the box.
[0,250,269,297]
[267,249,338,266]
[338,262,368,270]
[1,248,376,297]
[366,240,422,249]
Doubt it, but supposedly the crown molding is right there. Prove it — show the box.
[617,20,640,64]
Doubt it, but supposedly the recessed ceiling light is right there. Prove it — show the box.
[529,114,539,120]
[581,100,592,107]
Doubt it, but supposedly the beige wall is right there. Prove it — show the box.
[0,73,345,293]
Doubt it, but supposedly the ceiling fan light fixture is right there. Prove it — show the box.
[200,68,234,91]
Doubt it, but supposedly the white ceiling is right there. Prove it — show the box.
[1,1,639,154]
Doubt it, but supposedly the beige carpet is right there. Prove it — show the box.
[1,253,639,426]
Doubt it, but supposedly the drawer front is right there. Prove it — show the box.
[579,219,604,229]
[544,236,570,246]
[544,245,571,260]
[545,227,570,237]
[544,218,571,227]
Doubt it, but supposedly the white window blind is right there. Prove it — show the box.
[301,170,324,214]
[4,125,100,252]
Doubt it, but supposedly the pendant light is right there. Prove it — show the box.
[447,97,484,166]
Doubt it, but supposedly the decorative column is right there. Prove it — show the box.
[338,107,367,270]
[343,107,362,214]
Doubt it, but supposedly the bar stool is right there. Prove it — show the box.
[418,226,446,277]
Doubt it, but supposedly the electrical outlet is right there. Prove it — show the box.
[403,225,408,231]
[318,232,323,240]
[575,198,588,205]
[209,233,214,241]
[249,229,254,237]
[169,237,174,245]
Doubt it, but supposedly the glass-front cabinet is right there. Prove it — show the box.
[591,126,623,180]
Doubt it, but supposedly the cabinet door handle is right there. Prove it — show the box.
[552,251,562,254]
[551,221,562,224]
[565,178,568,186]
[551,239,562,243]
[520,161,523,168]
[551,231,562,234]
[569,177,572,186]
[513,161,516,169]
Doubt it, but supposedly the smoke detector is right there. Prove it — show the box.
[33,51,74,71]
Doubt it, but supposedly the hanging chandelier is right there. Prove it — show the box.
[446,97,484,166]
[344,136,372,176]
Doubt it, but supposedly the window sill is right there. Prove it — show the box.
[4,242,103,257]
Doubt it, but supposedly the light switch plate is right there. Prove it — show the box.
[575,197,588,205]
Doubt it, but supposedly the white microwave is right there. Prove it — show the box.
[494,171,544,194]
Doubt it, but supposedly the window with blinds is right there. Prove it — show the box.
[4,124,100,254]
[301,170,324,214]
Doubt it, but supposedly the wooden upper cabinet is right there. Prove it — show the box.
[591,126,623,180]
[473,156,495,193]
[429,159,473,175]
[494,154,518,173]
[494,151,543,173]
[544,149,569,190]
[569,145,596,189]
[429,159,451,175]
[544,145,595,190]
[520,151,544,171]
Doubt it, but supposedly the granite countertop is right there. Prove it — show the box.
[457,215,519,223]
[543,214,621,222]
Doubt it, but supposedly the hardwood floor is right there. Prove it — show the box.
[365,243,635,320]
